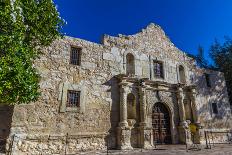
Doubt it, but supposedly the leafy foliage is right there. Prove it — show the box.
[195,45,208,68]
[0,0,64,105]
[210,38,232,104]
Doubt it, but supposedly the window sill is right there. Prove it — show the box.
[66,107,80,112]
[154,77,165,80]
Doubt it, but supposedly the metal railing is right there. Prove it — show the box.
[205,130,232,149]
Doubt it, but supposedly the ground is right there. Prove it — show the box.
[1,144,232,154]
[93,145,232,155]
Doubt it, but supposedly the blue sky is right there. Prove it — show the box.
[54,0,232,61]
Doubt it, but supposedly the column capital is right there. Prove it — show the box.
[176,89,184,100]
[119,121,128,128]
[119,81,129,86]
[138,86,146,92]
[190,87,196,94]
[120,85,129,94]
[177,87,183,92]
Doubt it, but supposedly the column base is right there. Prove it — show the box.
[193,123,203,144]
[119,145,133,150]
[117,127,133,150]
[178,121,192,144]
[139,124,153,149]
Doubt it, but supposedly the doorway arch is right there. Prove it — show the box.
[152,102,172,144]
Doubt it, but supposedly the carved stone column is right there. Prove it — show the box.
[177,87,186,122]
[117,81,133,150]
[119,84,128,127]
[139,83,147,126]
[139,83,153,149]
[190,87,199,124]
[190,87,202,144]
[177,87,189,144]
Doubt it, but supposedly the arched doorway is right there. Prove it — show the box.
[152,102,171,144]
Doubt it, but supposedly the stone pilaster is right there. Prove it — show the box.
[190,87,199,124]
[190,87,202,144]
[138,82,153,149]
[139,82,147,125]
[177,87,186,122]
[177,87,189,144]
[119,82,128,127]
[117,81,133,150]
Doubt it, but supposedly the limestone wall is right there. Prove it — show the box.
[102,23,194,85]
[193,68,231,129]
[5,23,231,154]
[7,37,115,154]
[193,68,232,143]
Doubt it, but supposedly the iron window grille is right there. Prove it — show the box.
[70,47,81,65]
[154,61,164,78]
[67,90,80,107]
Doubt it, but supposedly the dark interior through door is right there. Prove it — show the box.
[152,102,171,144]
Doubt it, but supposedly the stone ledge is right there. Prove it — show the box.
[24,132,108,141]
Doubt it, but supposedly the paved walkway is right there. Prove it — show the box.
[93,144,232,155]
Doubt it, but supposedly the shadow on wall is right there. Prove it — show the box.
[103,77,120,149]
[193,71,231,129]
[0,105,14,153]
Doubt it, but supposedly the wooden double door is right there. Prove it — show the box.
[152,102,171,144]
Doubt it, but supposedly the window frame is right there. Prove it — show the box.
[153,60,164,79]
[70,46,81,66]
[59,83,86,113]
[67,90,81,108]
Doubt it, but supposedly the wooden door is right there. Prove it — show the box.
[152,102,171,144]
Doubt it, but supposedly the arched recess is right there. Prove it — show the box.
[127,92,140,148]
[127,93,136,120]
[126,53,135,76]
[183,99,194,122]
[152,102,172,144]
[178,65,186,83]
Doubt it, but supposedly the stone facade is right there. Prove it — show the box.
[1,23,231,154]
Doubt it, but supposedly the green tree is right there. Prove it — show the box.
[210,38,232,104]
[0,0,64,105]
[195,45,209,68]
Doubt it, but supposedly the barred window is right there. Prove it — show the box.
[154,61,164,78]
[70,47,81,65]
[67,90,80,107]
[212,103,218,114]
